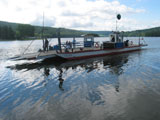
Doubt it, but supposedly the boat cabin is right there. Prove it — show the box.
[109,32,123,43]
[103,32,124,49]
[83,34,99,47]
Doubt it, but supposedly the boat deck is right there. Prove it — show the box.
[10,43,146,61]
[11,50,57,60]
[11,47,101,60]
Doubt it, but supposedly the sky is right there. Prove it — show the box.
[0,0,159,31]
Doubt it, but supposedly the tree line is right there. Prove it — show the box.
[0,24,85,40]
[0,24,35,40]
[0,26,15,40]
[1,21,160,40]
[124,27,160,37]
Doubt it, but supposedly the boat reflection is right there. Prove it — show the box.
[44,67,50,77]
[7,53,131,92]
[58,69,64,91]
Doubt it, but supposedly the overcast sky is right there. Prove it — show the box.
[0,0,159,31]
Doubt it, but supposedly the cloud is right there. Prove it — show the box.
[0,0,8,6]
[31,15,56,27]
[61,10,82,17]
[148,20,160,28]
[0,0,147,31]
[57,0,66,7]
[70,21,94,28]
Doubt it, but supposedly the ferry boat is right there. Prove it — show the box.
[10,32,147,61]
[55,32,147,60]
[10,14,147,61]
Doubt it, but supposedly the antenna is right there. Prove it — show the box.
[116,14,121,31]
[116,19,117,31]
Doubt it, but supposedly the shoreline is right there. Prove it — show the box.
[0,36,159,42]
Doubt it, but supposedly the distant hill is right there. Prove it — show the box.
[0,21,87,38]
[0,21,19,30]
[124,27,160,37]
[0,21,111,39]
[0,20,160,40]
[81,30,111,37]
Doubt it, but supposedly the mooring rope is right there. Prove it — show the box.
[22,40,35,55]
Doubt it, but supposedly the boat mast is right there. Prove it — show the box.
[115,11,118,32]
[116,20,117,31]
[42,12,45,51]
[116,14,121,31]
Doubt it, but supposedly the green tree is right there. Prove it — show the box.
[1,26,8,39]
[0,26,1,39]
[8,26,15,39]
[17,24,35,39]
[0,26,15,40]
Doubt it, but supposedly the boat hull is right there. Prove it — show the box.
[57,46,142,60]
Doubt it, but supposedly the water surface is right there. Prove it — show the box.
[0,37,160,120]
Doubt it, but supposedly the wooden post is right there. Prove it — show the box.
[58,28,62,53]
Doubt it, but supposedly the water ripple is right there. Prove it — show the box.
[1,38,160,120]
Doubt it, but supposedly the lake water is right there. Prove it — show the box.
[0,37,160,120]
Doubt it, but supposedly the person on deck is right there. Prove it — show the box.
[125,40,129,47]
[72,37,76,49]
[111,35,115,42]
[65,41,69,52]
[68,41,72,49]
[44,38,49,51]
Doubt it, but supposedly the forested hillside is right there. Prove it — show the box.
[0,20,160,40]
[0,21,86,40]
[124,27,160,37]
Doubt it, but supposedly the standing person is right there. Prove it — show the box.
[45,38,49,51]
[68,41,72,49]
[66,41,68,48]
[65,41,69,52]
[111,35,115,42]
[72,37,76,49]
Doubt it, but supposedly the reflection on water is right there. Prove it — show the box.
[8,54,130,93]
[58,69,64,91]
[1,38,160,120]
